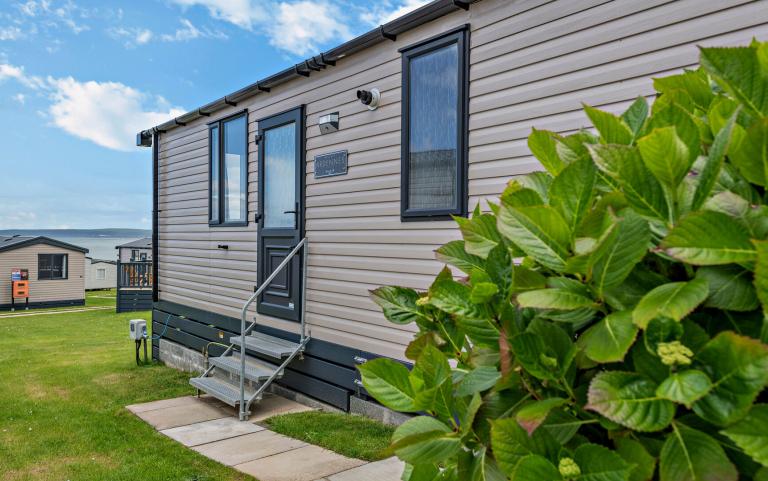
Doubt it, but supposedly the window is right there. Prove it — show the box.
[131,249,139,261]
[140,252,147,261]
[96,268,106,280]
[38,254,68,280]
[210,112,248,225]
[401,27,468,220]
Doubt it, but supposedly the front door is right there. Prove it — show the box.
[256,106,304,321]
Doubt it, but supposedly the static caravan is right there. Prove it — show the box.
[85,258,117,290]
[138,0,768,415]
[0,236,87,310]
[116,237,153,263]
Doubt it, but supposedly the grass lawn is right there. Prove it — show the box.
[265,411,395,461]
[0,291,252,481]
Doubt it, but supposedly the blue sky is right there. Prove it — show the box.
[0,0,426,229]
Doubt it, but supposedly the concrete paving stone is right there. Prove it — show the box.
[326,457,405,481]
[161,417,265,447]
[134,400,232,430]
[126,395,199,414]
[234,444,366,481]
[194,430,307,466]
[248,392,315,422]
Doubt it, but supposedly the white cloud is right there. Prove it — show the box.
[0,26,23,40]
[168,0,268,30]
[17,0,91,34]
[1,61,185,151]
[47,77,185,151]
[361,0,430,26]
[267,2,352,56]
[160,18,227,42]
[13,93,26,104]
[108,26,153,47]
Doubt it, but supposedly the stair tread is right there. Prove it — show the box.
[230,332,301,358]
[190,376,256,407]
[210,354,282,381]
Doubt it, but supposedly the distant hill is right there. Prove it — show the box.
[0,229,152,238]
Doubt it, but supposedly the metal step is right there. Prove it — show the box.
[190,376,258,407]
[209,354,283,382]
[230,331,302,358]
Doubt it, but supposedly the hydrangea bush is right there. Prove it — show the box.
[358,41,768,481]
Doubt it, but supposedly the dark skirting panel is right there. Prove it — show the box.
[117,289,153,313]
[150,300,393,411]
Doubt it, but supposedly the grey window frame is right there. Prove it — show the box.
[38,253,68,280]
[209,110,249,227]
[400,25,469,221]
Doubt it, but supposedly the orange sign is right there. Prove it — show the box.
[12,281,28,299]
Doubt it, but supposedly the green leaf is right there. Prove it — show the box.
[574,443,632,481]
[637,127,692,190]
[632,278,709,329]
[455,214,504,259]
[470,282,500,304]
[591,210,651,296]
[647,104,700,162]
[511,331,573,381]
[550,158,597,234]
[369,286,425,325]
[517,288,596,310]
[358,358,418,411]
[529,128,566,175]
[391,416,460,465]
[455,366,501,397]
[435,240,485,274]
[659,423,737,481]
[721,404,768,467]
[515,398,567,436]
[700,44,768,116]
[756,240,768,318]
[621,96,649,136]
[661,211,756,265]
[615,438,656,481]
[654,69,714,110]
[693,331,768,426]
[507,455,562,481]
[655,370,712,408]
[502,181,545,208]
[584,104,634,144]
[491,418,560,475]
[729,117,768,187]
[577,311,638,364]
[428,269,489,321]
[696,266,759,311]
[588,144,669,221]
[587,371,675,432]
[691,109,737,210]
[497,204,571,271]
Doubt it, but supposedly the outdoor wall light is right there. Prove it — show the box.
[318,112,340,134]
[357,88,380,110]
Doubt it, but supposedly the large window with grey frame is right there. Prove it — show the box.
[400,27,468,220]
[209,112,248,226]
[38,254,67,280]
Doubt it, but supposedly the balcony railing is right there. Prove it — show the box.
[117,261,153,288]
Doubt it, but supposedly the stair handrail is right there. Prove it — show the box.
[238,237,308,420]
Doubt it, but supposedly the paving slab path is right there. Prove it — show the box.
[127,393,404,481]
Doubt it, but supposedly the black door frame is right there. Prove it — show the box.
[256,105,305,321]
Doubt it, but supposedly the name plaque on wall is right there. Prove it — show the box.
[314,150,348,178]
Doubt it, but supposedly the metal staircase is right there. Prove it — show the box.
[190,239,309,421]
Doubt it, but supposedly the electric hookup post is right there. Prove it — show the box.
[129,319,149,365]
[10,268,29,311]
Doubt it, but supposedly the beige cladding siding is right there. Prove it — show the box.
[0,245,85,305]
[156,0,768,360]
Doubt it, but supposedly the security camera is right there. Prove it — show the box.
[356,88,380,110]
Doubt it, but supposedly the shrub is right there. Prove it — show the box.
[358,41,768,481]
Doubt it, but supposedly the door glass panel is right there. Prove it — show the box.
[263,122,296,228]
[408,43,459,211]
[209,125,220,223]
[223,116,246,222]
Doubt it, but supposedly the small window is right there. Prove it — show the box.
[210,112,248,225]
[131,249,139,261]
[96,268,106,280]
[401,27,468,220]
[38,254,68,280]
[140,252,147,261]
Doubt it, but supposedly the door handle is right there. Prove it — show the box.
[283,209,297,214]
